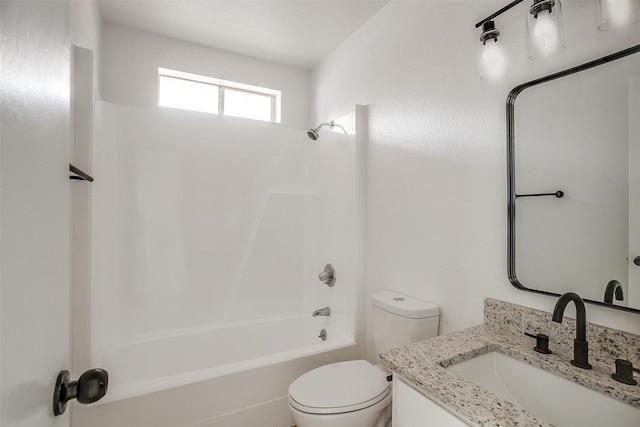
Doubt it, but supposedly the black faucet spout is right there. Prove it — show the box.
[552,292,587,341]
[552,292,592,369]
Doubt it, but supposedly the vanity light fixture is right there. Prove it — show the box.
[479,21,509,80]
[475,0,566,78]
[597,0,640,30]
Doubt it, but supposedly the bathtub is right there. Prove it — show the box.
[99,315,353,402]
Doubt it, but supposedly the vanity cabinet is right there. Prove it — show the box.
[392,376,470,426]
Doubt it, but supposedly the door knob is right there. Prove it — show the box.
[634,256,640,266]
[53,368,108,415]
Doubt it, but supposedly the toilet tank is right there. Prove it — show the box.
[372,291,440,358]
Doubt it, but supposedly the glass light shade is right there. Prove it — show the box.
[527,0,565,60]
[597,0,640,30]
[480,38,509,80]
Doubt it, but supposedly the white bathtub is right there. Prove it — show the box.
[99,316,353,402]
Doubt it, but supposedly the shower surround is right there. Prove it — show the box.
[74,102,364,426]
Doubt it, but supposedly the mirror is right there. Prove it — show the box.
[508,44,640,314]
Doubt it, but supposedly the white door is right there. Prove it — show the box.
[1,1,73,426]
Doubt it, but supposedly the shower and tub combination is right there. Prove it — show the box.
[84,103,364,408]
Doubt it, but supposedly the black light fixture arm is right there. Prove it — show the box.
[475,0,525,28]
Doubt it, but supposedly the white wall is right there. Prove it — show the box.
[101,22,310,129]
[311,0,640,363]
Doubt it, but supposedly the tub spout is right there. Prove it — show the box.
[312,307,331,317]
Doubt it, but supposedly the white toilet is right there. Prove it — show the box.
[288,291,440,427]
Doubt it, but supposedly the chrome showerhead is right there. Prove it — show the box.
[306,120,334,140]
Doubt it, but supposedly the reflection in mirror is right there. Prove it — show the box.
[507,44,640,314]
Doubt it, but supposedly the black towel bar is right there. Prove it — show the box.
[515,191,563,199]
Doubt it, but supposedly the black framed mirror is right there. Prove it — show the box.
[507,44,640,314]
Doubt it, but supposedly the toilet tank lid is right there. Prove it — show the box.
[372,291,439,319]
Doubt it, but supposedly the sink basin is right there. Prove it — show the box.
[447,351,639,427]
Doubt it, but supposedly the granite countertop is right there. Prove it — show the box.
[379,300,640,427]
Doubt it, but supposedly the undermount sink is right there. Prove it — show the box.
[446,351,640,427]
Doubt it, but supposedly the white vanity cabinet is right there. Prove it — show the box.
[392,375,471,426]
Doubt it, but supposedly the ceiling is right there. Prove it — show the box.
[98,0,390,69]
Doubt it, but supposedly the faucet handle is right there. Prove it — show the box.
[318,264,336,287]
[612,359,638,385]
[525,332,552,354]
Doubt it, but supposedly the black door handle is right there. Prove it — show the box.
[53,368,108,415]
[634,256,640,266]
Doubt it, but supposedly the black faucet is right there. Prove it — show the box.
[552,292,592,369]
[603,280,624,304]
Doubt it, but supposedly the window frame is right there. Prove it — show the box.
[158,67,281,123]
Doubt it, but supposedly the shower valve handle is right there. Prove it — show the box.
[319,264,335,287]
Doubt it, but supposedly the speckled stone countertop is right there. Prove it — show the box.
[379,299,640,426]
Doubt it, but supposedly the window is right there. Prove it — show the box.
[158,68,281,123]
[158,75,219,114]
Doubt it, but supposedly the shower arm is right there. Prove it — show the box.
[315,121,334,132]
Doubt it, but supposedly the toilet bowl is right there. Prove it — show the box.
[288,360,391,427]
[288,291,440,427]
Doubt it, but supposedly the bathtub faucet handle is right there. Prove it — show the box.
[319,264,335,287]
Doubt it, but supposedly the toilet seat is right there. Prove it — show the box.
[288,360,390,415]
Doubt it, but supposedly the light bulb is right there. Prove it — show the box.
[481,39,507,80]
[532,9,560,57]
[600,0,638,29]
